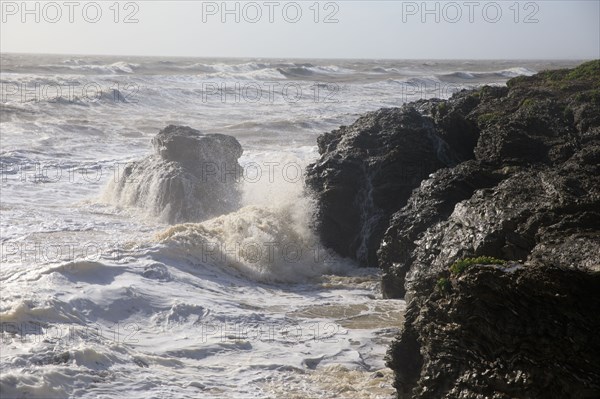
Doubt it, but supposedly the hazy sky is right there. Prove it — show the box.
[1,1,599,59]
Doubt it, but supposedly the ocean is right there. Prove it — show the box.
[0,54,581,398]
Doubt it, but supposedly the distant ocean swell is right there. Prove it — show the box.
[1,54,582,398]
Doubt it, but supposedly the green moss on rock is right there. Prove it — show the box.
[477,112,501,125]
[566,60,600,81]
[450,256,505,275]
[436,277,451,293]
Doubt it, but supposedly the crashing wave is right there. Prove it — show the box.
[156,205,331,283]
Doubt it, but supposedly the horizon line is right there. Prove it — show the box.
[0,51,595,62]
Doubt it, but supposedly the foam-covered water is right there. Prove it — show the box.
[0,54,581,398]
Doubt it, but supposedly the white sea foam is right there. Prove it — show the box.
[156,205,328,283]
[1,53,579,398]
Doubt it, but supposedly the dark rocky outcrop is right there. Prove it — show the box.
[305,107,467,266]
[387,264,600,399]
[383,61,600,398]
[378,161,505,297]
[306,61,600,398]
[106,125,243,223]
[379,61,600,298]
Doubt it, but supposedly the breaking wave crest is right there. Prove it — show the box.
[156,204,331,283]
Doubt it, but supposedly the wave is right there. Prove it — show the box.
[276,64,356,79]
[497,67,537,77]
[2,60,138,75]
[41,260,126,285]
[1,373,68,399]
[370,66,415,75]
[205,68,286,81]
[60,61,139,74]
[151,145,342,283]
[156,205,332,283]
[439,67,536,81]
[0,298,85,326]
[224,118,318,133]
[196,62,356,81]
[445,71,476,79]
[16,58,538,87]
[381,76,444,90]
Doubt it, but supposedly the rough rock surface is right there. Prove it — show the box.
[382,61,600,398]
[306,61,600,398]
[387,264,600,399]
[107,125,243,223]
[379,61,600,298]
[305,107,465,266]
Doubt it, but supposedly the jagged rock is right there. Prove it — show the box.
[305,107,465,266]
[380,61,600,299]
[152,125,242,164]
[305,59,600,398]
[379,61,600,398]
[387,264,600,399]
[400,167,600,295]
[106,125,243,223]
[378,161,505,298]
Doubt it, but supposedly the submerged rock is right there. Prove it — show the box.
[106,125,243,223]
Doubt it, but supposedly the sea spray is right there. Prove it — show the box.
[156,205,329,283]
[103,125,243,223]
[156,150,343,283]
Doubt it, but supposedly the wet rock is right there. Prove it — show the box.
[106,125,243,223]
[380,60,600,299]
[378,161,505,298]
[381,61,600,398]
[399,167,599,297]
[305,107,464,266]
[306,59,600,398]
[387,264,600,399]
[152,125,242,164]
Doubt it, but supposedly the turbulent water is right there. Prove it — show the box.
[0,54,581,398]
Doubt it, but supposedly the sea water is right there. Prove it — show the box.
[0,54,580,398]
